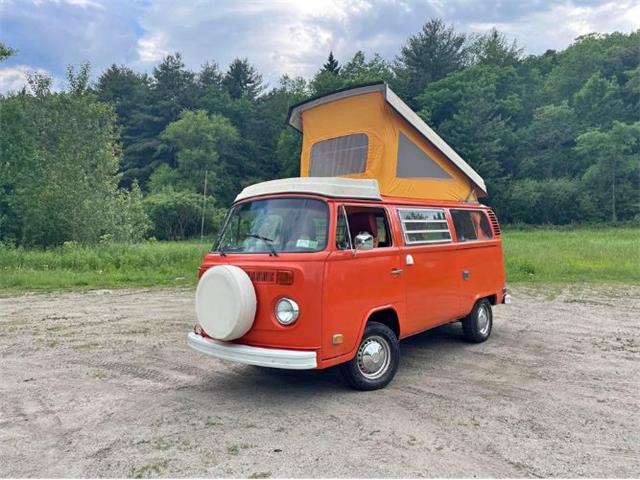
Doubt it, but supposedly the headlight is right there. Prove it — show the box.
[275,298,299,325]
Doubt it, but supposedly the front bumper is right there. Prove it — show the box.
[187,332,317,370]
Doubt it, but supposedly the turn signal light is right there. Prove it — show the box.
[276,270,294,285]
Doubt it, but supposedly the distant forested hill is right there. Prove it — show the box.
[1,21,638,246]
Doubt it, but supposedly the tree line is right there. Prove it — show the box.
[1,20,638,247]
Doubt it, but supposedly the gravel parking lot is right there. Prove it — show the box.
[1,285,638,478]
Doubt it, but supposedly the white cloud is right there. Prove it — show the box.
[1,0,638,89]
[1,0,143,79]
[130,0,639,87]
[0,65,50,94]
[136,32,170,64]
[60,0,105,9]
[133,0,411,85]
[466,1,640,53]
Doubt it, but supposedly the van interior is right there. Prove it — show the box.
[337,206,392,250]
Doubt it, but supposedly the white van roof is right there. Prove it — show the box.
[235,177,382,202]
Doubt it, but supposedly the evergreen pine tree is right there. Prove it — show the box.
[323,52,341,75]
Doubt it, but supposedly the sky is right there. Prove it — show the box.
[0,0,638,93]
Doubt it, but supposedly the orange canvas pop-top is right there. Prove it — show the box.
[188,83,509,391]
[288,81,487,203]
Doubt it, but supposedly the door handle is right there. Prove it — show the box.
[391,268,403,275]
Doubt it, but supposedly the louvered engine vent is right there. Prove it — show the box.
[487,210,501,237]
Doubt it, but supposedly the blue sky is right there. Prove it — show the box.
[0,0,638,93]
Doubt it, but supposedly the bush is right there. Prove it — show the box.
[0,71,151,247]
[108,182,151,242]
[496,178,595,224]
[144,190,224,240]
[210,207,228,239]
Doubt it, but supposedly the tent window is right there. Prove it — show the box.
[451,209,493,242]
[396,132,452,179]
[398,208,452,245]
[310,134,368,176]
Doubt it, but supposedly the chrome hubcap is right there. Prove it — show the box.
[357,335,391,380]
[477,304,490,336]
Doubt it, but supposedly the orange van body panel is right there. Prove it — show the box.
[199,253,327,350]
[197,193,506,369]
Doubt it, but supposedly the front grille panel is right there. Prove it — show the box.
[245,270,276,284]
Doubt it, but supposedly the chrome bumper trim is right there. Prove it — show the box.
[187,332,317,370]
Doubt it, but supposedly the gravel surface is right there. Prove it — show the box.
[1,285,638,478]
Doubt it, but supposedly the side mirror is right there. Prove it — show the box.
[354,232,374,251]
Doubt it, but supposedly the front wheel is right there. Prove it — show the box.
[462,298,493,343]
[340,322,399,391]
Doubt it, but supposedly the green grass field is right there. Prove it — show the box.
[0,227,638,294]
[0,241,210,294]
[503,227,639,283]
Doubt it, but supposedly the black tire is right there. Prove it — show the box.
[340,322,400,391]
[462,298,493,343]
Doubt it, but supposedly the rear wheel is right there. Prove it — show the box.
[462,298,493,343]
[340,322,399,391]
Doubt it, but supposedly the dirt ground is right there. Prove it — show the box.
[1,284,638,478]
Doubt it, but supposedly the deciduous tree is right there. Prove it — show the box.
[0,67,149,246]
[575,121,640,222]
[159,109,238,199]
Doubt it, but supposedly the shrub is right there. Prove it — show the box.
[210,207,229,238]
[109,182,152,242]
[0,70,151,247]
[144,190,219,240]
[497,178,594,224]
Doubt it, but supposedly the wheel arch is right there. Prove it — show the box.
[366,307,400,338]
[464,292,499,317]
[318,304,402,369]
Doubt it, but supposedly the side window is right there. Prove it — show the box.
[396,132,452,179]
[310,134,368,176]
[336,206,392,250]
[451,210,493,242]
[336,207,351,250]
[398,208,451,244]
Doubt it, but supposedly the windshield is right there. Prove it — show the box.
[215,197,329,254]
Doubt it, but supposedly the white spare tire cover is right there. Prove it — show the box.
[196,265,256,341]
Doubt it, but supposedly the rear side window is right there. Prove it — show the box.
[396,132,452,179]
[398,208,452,244]
[310,134,368,176]
[451,210,493,242]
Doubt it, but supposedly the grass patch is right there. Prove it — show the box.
[248,472,272,479]
[129,460,169,478]
[503,226,639,283]
[226,443,253,456]
[0,227,637,293]
[0,240,209,294]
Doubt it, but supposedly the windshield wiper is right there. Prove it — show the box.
[247,234,278,256]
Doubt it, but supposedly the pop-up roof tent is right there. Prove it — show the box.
[287,82,486,203]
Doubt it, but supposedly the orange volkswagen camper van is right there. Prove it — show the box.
[188,83,509,390]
